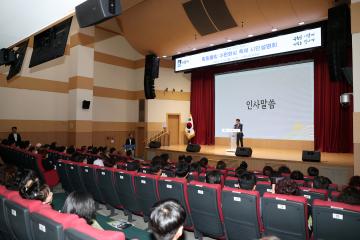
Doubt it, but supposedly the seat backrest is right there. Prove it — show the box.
[261,193,309,240]
[157,177,193,229]
[64,219,125,240]
[224,176,239,188]
[56,160,74,193]
[222,186,262,240]
[187,172,198,182]
[95,168,122,209]
[113,170,141,214]
[255,174,270,182]
[30,207,80,240]
[65,162,87,193]
[198,173,206,182]
[255,181,272,197]
[294,180,305,186]
[299,187,327,205]
[312,199,360,240]
[5,194,44,240]
[79,164,104,203]
[187,181,225,239]
[329,191,341,202]
[0,187,19,235]
[134,174,159,220]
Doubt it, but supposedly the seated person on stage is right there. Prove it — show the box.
[175,162,190,178]
[8,126,22,146]
[216,160,226,170]
[313,176,332,190]
[206,170,221,184]
[338,186,360,205]
[307,167,319,177]
[62,191,103,230]
[238,172,257,190]
[290,170,304,180]
[149,199,186,240]
[278,165,291,175]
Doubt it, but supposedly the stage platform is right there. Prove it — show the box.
[145,144,354,185]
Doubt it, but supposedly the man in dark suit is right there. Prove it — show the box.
[125,133,135,146]
[8,126,22,146]
[234,119,244,147]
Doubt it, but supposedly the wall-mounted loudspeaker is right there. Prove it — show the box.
[327,4,351,82]
[235,147,252,157]
[144,54,160,99]
[302,150,321,162]
[82,100,91,109]
[186,143,201,152]
[76,0,121,28]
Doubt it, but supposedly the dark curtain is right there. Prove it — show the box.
[190,49,353,152]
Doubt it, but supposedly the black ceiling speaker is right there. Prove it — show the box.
[76,0,121,28]
[327,4,351,82]
[144,54,159,99]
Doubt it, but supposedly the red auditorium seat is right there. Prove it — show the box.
[299,187,328,205]
[224,176,239,188]
[312,199,360,240]
[157,177,193,230]
[255,174,270,182]
[294,180,306,187]
[222,186,263,240]
[30,207,80,240]
[79,164,105,203]
[198,172,206,182]
[113,169,141,221]
[187,171,199,181]
[0,186,19,237]
[96,167,123,213]
[329,191,341,201]
[56,160,74,193]
[187,181,225,239]
[65,162,87,192]
[261,192,309,240]
[134,173,160,221]
[5,194,47,240]
[255,181,273,196]
[64,219,125,240]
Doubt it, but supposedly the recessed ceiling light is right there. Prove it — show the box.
[248,34,253,37]
[209,43,214,47]
[227,39,232,42]
[272,28,278,32]
[192,48,197,51]
[162,55,167,58]
[298,21,305,25]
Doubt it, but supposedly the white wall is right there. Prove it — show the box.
[146,99,190,123]
[92,97,139,122]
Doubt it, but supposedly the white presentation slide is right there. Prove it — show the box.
[215,61,314,140]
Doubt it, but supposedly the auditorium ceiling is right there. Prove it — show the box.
[100,0,334,57]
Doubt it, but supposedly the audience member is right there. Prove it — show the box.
[184,155,192,164]
[205,170,221,184]
[178,155,185,163]
[235,166,246,178]
[160,153,170,167]
[313,176,332,189]
[175,162,190,178]
[290,170,304,180]
[216,160,226,170]
[307,167,319,177]
[126,161,140,171]
[149,199,186,240]
[199,157,208,169]
[349,175,360,189]
[18,171,53,204]
[278,165,291,175]
[338,186,360,205]
[275,179,300,196]
[8,126,22,146]
[263,166,273,177]
[189,162,201,173]
[19,140,31,150]
[62,191,102,229]
[238,172,256,190]
[239,161,248,171]
[66,146,76,155]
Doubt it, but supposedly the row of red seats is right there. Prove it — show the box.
[0,184,124,240]
[0,144,59,187]
[56,159,360,240]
